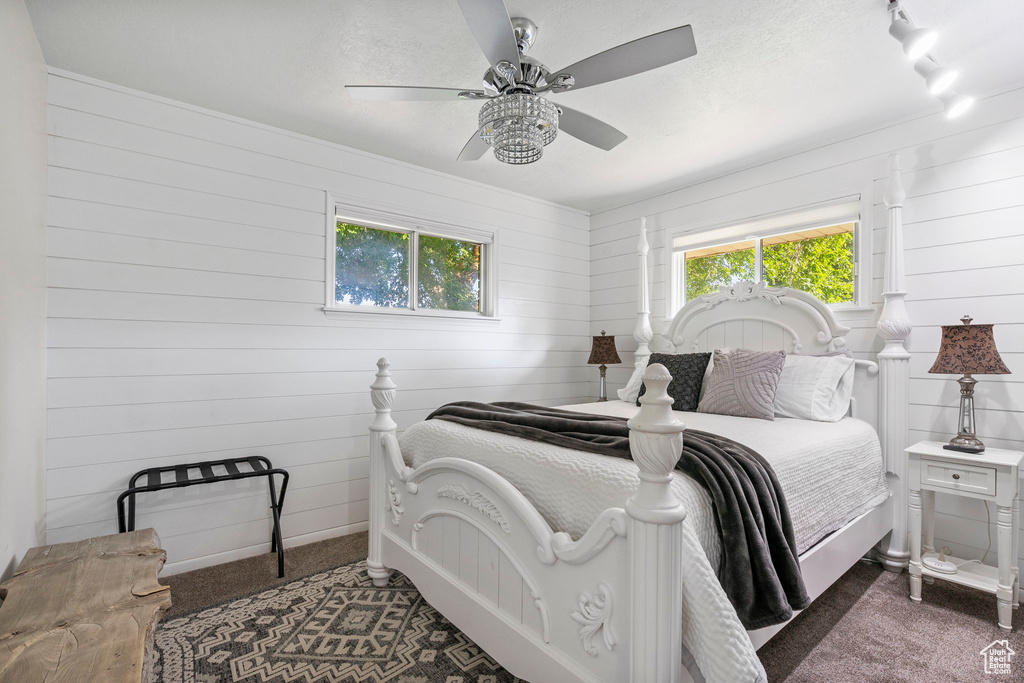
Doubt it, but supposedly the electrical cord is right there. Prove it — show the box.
[934,501,992,568]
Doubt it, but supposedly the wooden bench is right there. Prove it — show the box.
[0,529,171,682]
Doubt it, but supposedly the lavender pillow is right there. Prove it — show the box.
[697,349,786,420]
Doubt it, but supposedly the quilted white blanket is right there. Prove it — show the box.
[399,400,888,683]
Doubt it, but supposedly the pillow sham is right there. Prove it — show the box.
[637,352,712,412]
[774,353,856,422]
[698,346,732,401]
[697,349,786,420]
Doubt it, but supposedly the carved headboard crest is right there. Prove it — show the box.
[663,281,856,357]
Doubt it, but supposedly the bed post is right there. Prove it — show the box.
[876,153,912,572]
[617,217,653,401]
[625,363,686,682]
[368,357,397,587]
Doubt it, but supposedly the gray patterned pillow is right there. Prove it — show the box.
[637,352,712,412]
[697,349,786,420]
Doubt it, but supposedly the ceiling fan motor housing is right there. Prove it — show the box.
[482,53,549,96]
[511,17,538,54]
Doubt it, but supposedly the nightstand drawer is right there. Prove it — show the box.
[921,457,996,496]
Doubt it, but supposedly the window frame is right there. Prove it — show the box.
[667,194,872,317]
[323,197,498,321]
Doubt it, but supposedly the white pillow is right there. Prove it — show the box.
[773,354,856,422]
[619,362,644,404]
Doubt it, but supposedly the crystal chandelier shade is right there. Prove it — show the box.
[478,93,559,164]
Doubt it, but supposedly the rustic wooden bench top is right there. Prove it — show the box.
[0,529,171,682]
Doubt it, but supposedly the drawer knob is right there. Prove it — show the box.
[952,473,960,480]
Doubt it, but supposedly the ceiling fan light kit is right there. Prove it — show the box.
[346,0,697,165]
[888,0,973,119]
[479,92,558,164]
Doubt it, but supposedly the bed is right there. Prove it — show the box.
[364,155,914,683]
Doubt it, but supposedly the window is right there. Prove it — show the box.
[670,198,865,313]
[326,203,495,318]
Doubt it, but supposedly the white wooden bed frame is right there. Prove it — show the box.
[364,155,913,683]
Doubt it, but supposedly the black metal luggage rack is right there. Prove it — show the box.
[117,456,289,577]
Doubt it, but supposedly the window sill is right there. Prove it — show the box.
[323,305,501,326]
[830,305,877,314]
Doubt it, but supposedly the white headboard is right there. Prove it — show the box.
[665,281,853,356]
[616,153,913,571]
[657,281,878,429]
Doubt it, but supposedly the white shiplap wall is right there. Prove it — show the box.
[0,0,48,581]
[45,70,591,575]
[591,86,1024,567]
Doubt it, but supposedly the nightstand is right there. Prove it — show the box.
[907,441,1023,631]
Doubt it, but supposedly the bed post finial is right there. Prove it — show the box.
[370,357,397,432]
[625,363,686,681]
[616,217,654,401]
[368,357,397,586]
[877,153,912,573]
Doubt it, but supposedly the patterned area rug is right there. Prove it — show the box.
[150,561,525,683]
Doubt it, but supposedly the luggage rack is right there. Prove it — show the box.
[117,456,289,577]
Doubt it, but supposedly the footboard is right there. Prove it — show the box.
[367,359,689,683]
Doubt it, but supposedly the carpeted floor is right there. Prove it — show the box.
[161,532,367,617]
[160,532,1023,681]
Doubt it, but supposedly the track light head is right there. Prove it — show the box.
[913,59,958,94]
[939,91,974,119]
[889,18,938,60]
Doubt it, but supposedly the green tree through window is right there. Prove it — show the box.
[335,222,484,312]
[684,244,756,301]
[417,235,481,311]
[763,232,853,303]
[681,224,855,305]
[335,223,410,307]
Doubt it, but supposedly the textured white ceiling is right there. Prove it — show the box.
[26,0,1024,212]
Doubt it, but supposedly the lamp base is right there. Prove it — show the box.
[941,374,985,453]
[943,432,985,454]
[943,443,985,454]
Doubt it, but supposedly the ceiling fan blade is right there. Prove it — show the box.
[456,0,522,79]
[346,86,488,101]
[551,25,696,91]
[458,128,490,161]
[557,105,627,151]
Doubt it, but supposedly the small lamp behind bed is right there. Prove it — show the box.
[928,316,1011,453]
[588,331,621,402]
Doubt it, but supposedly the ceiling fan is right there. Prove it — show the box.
[346,0,697,165]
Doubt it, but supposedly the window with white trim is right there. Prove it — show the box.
[670,198,866,314]
[326,204,496,318]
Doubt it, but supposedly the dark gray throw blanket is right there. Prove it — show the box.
[427,401,810,630]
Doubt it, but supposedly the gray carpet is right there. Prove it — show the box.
[161,532,1023,681]
[160,532,367,617]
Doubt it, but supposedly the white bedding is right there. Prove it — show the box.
[398,400,889,683]
[400,400,889,567]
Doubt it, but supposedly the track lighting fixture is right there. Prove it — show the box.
[888,0,972,120]
[913,58,958,95]
[888,17,937,61]
[939,91,974,119]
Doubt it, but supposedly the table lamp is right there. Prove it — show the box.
[928,316,1010,453]
[588,331,621,402]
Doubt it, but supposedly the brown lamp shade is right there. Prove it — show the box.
[588,331,621,365]
[928,318,1010,375]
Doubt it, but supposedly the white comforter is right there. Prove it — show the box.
[398,400,889,683]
